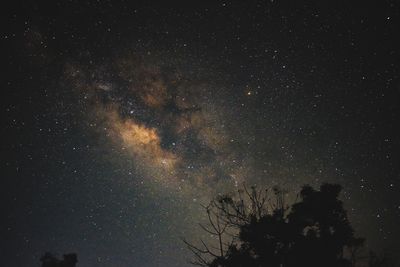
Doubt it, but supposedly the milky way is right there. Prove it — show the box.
[3,1,400,267]
[63,52,265,197]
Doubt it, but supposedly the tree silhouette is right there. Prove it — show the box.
[40,253,78,267]
[184,183,370,267]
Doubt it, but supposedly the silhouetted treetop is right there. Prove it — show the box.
[184,183,372,267]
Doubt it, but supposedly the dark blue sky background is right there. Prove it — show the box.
[2,1,400,266]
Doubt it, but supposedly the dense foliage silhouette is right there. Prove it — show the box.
[185,183,379,267]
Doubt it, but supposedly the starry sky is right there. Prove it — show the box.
[2,1,400,266]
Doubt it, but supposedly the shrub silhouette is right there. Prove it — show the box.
[40,253,77,267]
[184,183,368,267]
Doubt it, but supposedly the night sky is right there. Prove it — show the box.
[2,1,400,266]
